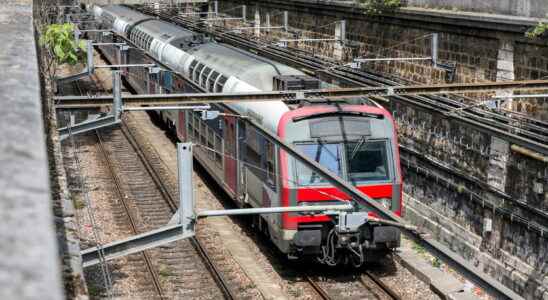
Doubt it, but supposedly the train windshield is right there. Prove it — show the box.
[346,140,389,182]
[294,143,343,185]
[294,140,390,186]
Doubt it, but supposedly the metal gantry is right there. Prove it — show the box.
[54,79,548,108]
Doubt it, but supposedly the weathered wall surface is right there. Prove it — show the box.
[407,0,548,19]
[0,1,64,300]
[33,1,89,299]
[215,1,548,298]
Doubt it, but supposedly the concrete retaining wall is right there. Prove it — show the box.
[0,1,64,299]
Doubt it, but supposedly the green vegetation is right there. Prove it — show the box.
[39,23,87,65]
[73,197,86,210]
[432,257,442,268]
[158,267,175,277]
[412,243,426,254]
[359,0,402,15]
[526,22,548,39]
[87,284,102,297]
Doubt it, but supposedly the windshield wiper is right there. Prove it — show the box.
[349,136,367,160]
[293,111,383,122]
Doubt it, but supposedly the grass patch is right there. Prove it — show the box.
[73,195,86,210]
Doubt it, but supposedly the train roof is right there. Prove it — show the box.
[187,43,305,91]
[136,19,196,44]
[101,5,151,24]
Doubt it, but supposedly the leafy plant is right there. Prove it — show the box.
[526,22,548,39]
[412,243,426,254]
[432,257,441,268]
[39,23,87,65]
[359,0,402,15]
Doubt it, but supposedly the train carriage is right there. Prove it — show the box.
[91,4,403,266]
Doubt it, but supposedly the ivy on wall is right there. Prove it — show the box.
[358,0,402,15]
[526,22,548,39]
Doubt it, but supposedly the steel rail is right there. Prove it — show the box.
[72,78,164,298]
[95,129,165,299]
[305,276,332,300]
[361,271,401,300]
[120,124,236,300]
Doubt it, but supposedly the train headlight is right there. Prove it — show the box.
[378,198,392,210]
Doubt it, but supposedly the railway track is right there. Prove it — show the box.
[91,124,234,299]
[95,129,165,299]
[69,72,235,299]
[306,272,401,300]
[118,123,236,299]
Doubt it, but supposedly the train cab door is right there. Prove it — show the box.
[223,116,238,197]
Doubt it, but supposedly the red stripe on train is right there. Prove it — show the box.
[282,184,394,229]
[296,184,392,201]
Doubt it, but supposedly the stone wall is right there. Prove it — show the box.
[407,0,548,19]
[216,1,548,298]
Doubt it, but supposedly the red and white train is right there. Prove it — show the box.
[91,4,403,266]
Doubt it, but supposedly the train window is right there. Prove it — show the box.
[294,143,343,186]
[194,63,205,84]
[245,126,262,170]
[345,140,390,182]
[215,75,228,93]
[188,60,198,80]
[309,117,371,138]
[207,128,215,160]
[265,142,276,190]
[193,113,200,140]
[200,120,207,145]
[208,71,220,92]
[187,116,194,141]
[214,134,223,168]
[201,67,212,88]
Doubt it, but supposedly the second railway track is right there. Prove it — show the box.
[94,123,236,299]
[69,76,236,298]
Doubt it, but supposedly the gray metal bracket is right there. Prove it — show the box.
[277,20,345,48]
[349,33,447,71]
[58,70,123,141]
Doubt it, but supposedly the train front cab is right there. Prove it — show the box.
[273,104,403,262]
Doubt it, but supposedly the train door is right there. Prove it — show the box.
[223,116,238,197]
[237,121,248,206]
[177,111,186,141]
